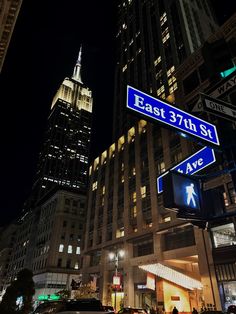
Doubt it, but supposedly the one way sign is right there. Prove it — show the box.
[192,93,236,122]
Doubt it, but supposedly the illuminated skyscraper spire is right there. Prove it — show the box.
[72,45,83,83]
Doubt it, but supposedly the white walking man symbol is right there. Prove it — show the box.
[186,183,197,207]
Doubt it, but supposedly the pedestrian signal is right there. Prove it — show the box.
[162,171,202,214]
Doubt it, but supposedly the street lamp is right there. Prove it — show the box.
[109,249,125,312]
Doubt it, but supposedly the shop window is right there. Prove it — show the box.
[211,223,236,248]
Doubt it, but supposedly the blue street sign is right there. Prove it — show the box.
[157,146,216,193]
[127,85,220,146]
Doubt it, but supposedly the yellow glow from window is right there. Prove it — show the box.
[92,181,97,191]
[141,186,146,198]
[132,167,136,175]
[116,228,125,238]
[163,216,171,222]
[132,206,137,218]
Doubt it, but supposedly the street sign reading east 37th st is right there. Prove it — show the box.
[127,85,220,146]
[157,146,216,193]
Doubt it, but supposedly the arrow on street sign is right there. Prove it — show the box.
[157,146,216,194]
[191,98,203,113]
[127,85,220,146]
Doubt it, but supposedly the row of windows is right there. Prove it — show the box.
[58,244,80,255]
[57,258,80,269]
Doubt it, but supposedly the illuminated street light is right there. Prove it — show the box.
[109,249,124,312]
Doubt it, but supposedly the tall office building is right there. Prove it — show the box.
[113,0,218,139]
[82,1,233,312]
[3,48,93,300]
[32,47,93,202]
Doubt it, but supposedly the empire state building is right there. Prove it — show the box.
[32,47,93,201]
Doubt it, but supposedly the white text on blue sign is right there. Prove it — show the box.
[157,146,216,193]
[127,86,220,146]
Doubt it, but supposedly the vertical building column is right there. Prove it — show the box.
[194,229,222,310]
[123,242,134,307]
[102,269,111,306]
[156,280,165,311]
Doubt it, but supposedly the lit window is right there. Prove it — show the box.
[163,216,171,223]
[157,160,165,174]
[76,247,81,255]
[157,85,165,96]
[92,181,98,191]
[132,167,136,175]
[102,186,105,195]
[160,12,167,26]
[223,192,229,207]
[154,56,161,66]
[132,192,137,202]
[141,186,146,198]
[131,206,137,218]
[59,244,64,253]
[116,228,125,238]
[122,64,127,72]
[68,245,73,254]
[74,262,79,269]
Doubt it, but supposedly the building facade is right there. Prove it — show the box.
[0,0,23,72]
[113,0,218,140]
[0,223,17,300]
[82,2,236,313]
[174,13,236,311]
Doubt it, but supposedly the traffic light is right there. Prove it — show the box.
[202,38,234,79]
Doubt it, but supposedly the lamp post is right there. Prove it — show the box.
[109,249,125,313]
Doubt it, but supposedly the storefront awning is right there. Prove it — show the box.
[139,263,203,290]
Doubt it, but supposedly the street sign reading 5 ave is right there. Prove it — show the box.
[127,85,220,146]
[157,146,216,193]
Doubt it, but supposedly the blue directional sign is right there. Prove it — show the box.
[127,85,220,146]
[157,146,216,193]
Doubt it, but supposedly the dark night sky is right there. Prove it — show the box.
[0,0,116,226]
[0,1,235,226]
